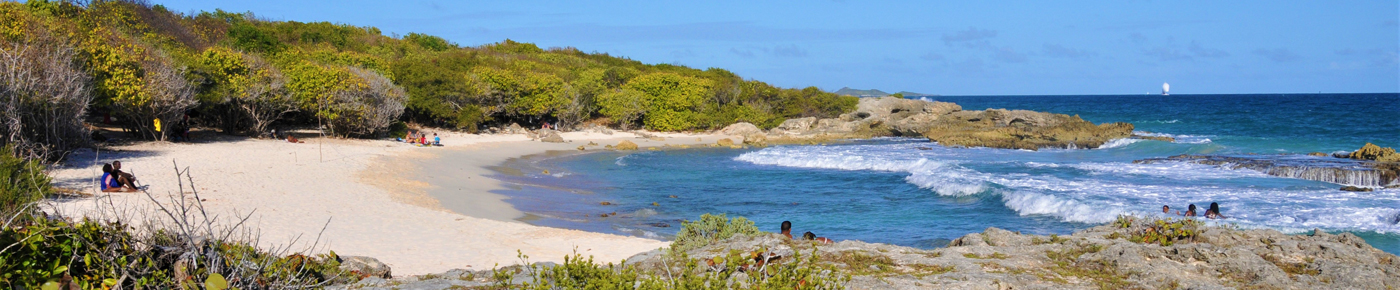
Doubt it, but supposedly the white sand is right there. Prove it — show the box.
[46,130,744,276]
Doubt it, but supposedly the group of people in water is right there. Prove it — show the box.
[1164,202,1228,219]
[99,160,139,192]
[400,131,440,146]
[779,221,833,244]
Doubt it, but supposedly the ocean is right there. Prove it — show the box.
[494,93,1400,254]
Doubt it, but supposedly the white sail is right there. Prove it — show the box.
[1162,83,1170,95]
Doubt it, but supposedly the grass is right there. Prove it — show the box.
[1263,255,1320,277]
[1043,244,1133,290]
[962,252,1009,259]
[824,251,897,275]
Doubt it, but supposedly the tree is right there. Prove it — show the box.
[327,67,406,137]
[0,25,93,160]
[624,72,712,131]
[596,89,646,129]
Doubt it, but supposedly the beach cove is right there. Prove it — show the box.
[44,130,741,276]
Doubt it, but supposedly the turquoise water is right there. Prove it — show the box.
[495,93,1400,254]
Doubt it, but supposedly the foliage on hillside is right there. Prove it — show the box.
[0,0,855,148]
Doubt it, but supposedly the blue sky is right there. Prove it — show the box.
[157,1,1398,95]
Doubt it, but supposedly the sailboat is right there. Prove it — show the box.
[1162,83,1170,95]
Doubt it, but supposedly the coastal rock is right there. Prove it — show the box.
[774,117,817,134]
[614,140,638,150]
[504,123,528,135]
[922,108,1134,150]
[741,134,767,147]
[1137,154,1399,187]
[538,130,564,143]
[375,217,1400,290]
[1132,134,1176,142]
[338,256,392,279]
[761,96,1131,150]
[852,96,960,121]
[719,122,763,136]
[811,118,857,134]
[716,138,734,147]
[615,218,1400,290]
[1350,143,1400,163]
[1341,185,1374,192]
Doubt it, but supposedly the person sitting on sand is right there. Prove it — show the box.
[101,163,135,192]
[1205,202,1228,219]
[802,231,834,244]
[286,134,303,143]
[433,133,441,146]
[419,134,427,145]
[780,221,793,239]
[1182,204,1197,217]
[112,161,138,189]
[100,164,122,192]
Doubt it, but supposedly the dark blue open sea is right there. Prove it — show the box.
[495,93,1400,254]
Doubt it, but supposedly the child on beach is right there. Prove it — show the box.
[433,133,441,146]
[112,161,138,189]
[100,163,135,192]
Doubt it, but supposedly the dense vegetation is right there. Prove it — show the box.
[0,0,855,161]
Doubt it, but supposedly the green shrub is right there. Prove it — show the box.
[670,213,762,254]
[498,248,847,289]
[0,146,50,219]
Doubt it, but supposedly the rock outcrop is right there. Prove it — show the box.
[538,130,564,143]
[338,256,392,279]
[643,218,1399,289]
[1350,143,1400,163]
[362,218,1400,289]
[754,97,1134,150]
[614,140,638,150]
[716,138,734,147]
[502,123,528,135]
[922,109,1134,150]
[719,122,763,136]
[1136,154,1399,187]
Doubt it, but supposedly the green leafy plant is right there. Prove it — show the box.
[670,213,762,254]
[0,145,50,220]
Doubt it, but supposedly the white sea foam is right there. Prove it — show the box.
[1133,131,1213,144]
[615,155,629,167]
[1002,190,1121,223]
[1066,161,1270,180]
[733,142,1400,234]
[1096,138,1142,149]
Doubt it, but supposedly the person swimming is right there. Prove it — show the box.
[1162,205,1170,214]
[1205,202,1227,219]
[780,221,792,239]
[802,231,833,244]
[1182,204,1197,217]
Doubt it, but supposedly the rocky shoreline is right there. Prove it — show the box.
[334,217,1400,289]
[716,96,1138,150]
[1135,143,1400,189]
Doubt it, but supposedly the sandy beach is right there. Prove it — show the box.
[45,129,741,275]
